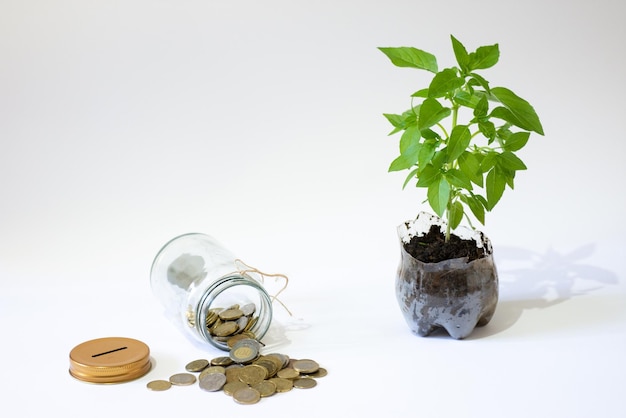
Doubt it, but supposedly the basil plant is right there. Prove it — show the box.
[380,35,544,241]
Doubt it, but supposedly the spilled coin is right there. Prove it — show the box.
[146,380,172,391]
[233,387,261,405]
[169,373,197,386]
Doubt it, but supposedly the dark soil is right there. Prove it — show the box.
[404,224,487,263]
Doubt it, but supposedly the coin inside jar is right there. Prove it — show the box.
[204,303,261,349]
[240,303,256,316]
[219,308,244,321]
[213,321,239,337]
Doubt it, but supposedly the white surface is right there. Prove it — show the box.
[1,1,625,417]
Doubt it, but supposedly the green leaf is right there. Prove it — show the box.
[383,113,405,131]
[458,151,483,187]
[490,107,526,131]
[389,127,422,172]
[428,68,464,98]
[496,124,513,142]
[503,168,516,189]
[415,164,440,187]
[475,194,489,210]
[468,73,491,92]
[418,98,451,130]
[491,87,544,135]
[473,95,489,118]
[486,166,506,210]
[445,168,473,190]
[427,176,450,217]
[378,47,438,73]
[384,108,419,135]
[504,131,530,151]
[481,152,497,171]
[411,88,429,98]
[399,126,421,154]
[420,128,440,140]
[497,151,527,171]
[449,201,464,230]
[451,35,469,73]
[454,91,481,109]
[418,138,438,168]
[462,193,486,224]
[468,43,499,70]
[447,125,472,161]
[478,120,496,140]
[431,148,449,169]
[388,155,409,172]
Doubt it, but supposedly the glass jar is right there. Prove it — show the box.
[150,233,273,351]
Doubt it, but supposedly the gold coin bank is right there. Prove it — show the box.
[150,233,273,350]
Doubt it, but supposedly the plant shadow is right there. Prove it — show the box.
[467,242,619,339]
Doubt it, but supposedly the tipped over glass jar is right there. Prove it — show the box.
[150,233,273,351]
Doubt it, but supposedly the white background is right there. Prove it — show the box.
[1,0,625,417]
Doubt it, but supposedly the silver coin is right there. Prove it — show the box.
[169,373,197,386]
[236,316,249,331]
[292,359,319,374]
[240,303,256,316]
[199,372,227,392]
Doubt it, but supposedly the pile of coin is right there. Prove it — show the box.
[187,303,260,348]
[207,303,259,343]
[147,338,327,405]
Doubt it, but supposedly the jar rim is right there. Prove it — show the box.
[195,273,273,350]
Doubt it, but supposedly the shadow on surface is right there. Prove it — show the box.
[469,243,619,339]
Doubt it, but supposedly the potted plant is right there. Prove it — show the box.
[379,35,544,339]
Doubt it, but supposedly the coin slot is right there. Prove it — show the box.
[92,346,128,358]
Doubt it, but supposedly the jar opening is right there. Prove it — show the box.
[195,274,273,350]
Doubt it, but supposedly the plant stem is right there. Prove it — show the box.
[451,103,459,128]
[444,101,460,244]
[445,206,452,242]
